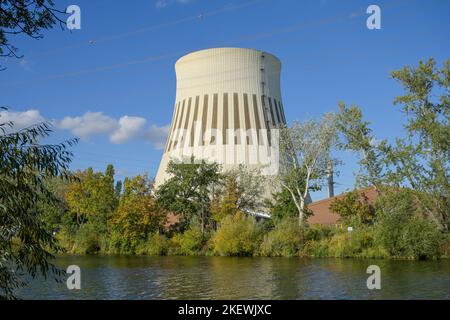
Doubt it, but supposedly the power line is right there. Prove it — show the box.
[26,0,265,59]
[2,0,407,87]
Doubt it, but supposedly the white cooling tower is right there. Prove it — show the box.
[154,47,286,188]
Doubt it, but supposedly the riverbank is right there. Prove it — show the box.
[55,216,450,260]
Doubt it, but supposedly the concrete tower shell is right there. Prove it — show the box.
[154,47,286,188]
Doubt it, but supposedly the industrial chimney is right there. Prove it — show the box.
[154,47,286,189]
[327,160,334,198]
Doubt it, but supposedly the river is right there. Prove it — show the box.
[17,255,450,299]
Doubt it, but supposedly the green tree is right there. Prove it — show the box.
[211,165,266,226]
[38,176,70,232]
[266,186,304,225]
[211,176,240,225]
[0,111,77,299]
[336,103,385,188]
[0,0,67,70]
[385,58,449,231]
[329,189,375,226]
[111,175,166,250]
[279,113,338,225]
[212,212,262,256]
[375,189,443,259]
[65,166,116,235]
[156,157,221,233]
[114,180,122,199]
[259,217,303,257]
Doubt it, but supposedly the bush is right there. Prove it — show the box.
[259,218,302,257]
[302,239,330,258]
[106,229,136,254]
[304,224,335,242]
[302,227,388,259]
[375,189,444,259]
[55,228,75,253]
[212,212,262,256]
[135,234,169,256]
[329,189,375,226]
[376,214,443,259]
[327,228,380,258]
[443,234,450,258]
[70,223,101,254]
[169,226,206,255]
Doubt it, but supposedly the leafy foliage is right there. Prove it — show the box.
[0,0,67,70]
[156,157,221,232]
[0,110,77,299]
[169,226,206,256]
[211,165,265,225]
[336,103,386,188]
[375,189,443,259]
[212,213,262,256]
[111,175,166,248]
[329,189,376,226]
[65,166,116,231]
[211,176,240,225]
[266,183,308,225]
[385,58,449,231]
[279,113,338,224]
[259,218,303,257]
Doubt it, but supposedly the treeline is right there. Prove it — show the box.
[41,162,448,260]
[40,58,449,260]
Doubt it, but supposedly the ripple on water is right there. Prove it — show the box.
[16,256,450,300]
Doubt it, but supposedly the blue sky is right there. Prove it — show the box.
[1,0,449,200]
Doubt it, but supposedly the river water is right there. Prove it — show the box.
[17,255,450,299]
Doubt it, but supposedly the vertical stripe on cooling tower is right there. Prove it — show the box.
[243,93,251,145]
[273,99,282,125]
[190,96,199,147]
[211,94,218,144]
[212,94,218,128]
[234,93,240,129]
[268,98,276,126]
[252,94,261,145]
[201,94,208,146]
[279,101,286,124]
[173,99,185,150]
[181,98,192,146]
[243,94,251,130]
[222,93,228,144]
[261,95,271,146]
[260,95,268,128]
[234,93,240,144]
[166,101,179,152]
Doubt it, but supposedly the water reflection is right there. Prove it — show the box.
[17,256,450,300]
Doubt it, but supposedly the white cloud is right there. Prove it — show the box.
[110,116,147,144]
[145,124,170,150]
[57,112,118,139]
[2,109,169,149]
[0,109,45,130]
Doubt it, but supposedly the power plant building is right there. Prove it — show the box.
[154,47,286,189]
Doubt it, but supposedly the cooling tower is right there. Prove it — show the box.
[154,47,286,189]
